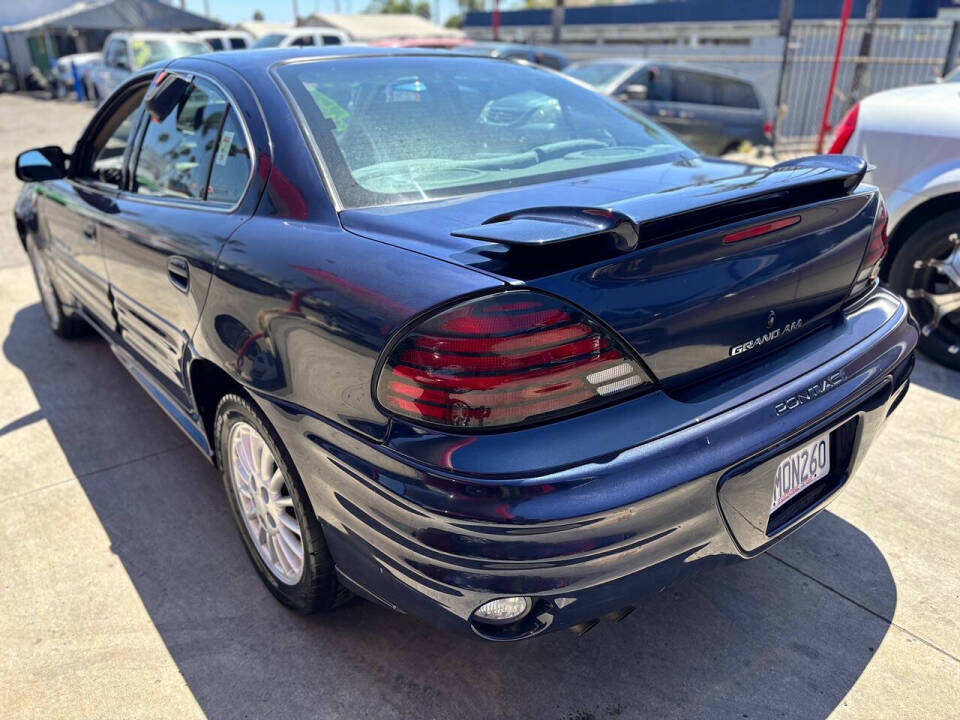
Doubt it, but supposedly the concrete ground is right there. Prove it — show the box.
[0,94,957,720]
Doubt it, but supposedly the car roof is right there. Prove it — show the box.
[862,81,960,106]
[185,46,511,72]
[107,31,208,42]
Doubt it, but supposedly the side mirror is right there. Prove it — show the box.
[15,146,67,182]
[145,72,193,123]
[621,84,648,101]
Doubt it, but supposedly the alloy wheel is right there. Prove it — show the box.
[228,421,305,584]
[905,231,960,357]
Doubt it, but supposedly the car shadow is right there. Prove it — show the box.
[3,303,897,720]
[909,354,960,400]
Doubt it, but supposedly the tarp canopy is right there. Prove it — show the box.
[2,0,222,33]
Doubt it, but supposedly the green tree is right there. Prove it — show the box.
[367,0,428,17]
[445,14,463,29]
[252,10,265,20]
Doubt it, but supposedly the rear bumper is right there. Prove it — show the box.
[260,288,917,640]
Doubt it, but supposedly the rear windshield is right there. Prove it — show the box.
[565,62,631,88]
[277,56,687,208]
[131,39,209,69]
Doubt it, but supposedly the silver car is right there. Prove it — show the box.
[829,82,960,369]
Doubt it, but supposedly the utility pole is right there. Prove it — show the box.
[292,0,300,24]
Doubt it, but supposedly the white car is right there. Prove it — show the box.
[193,30,254,51]
[829,82,960,369]
[93,32,211,100]
[250,27,350,49]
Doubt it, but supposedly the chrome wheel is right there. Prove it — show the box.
[906,232,960,356]
[28,241,60,325]
[228,421,304,584]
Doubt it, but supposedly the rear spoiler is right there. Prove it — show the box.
[452,155,869,252]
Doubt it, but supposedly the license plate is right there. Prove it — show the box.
[771,434,830,512]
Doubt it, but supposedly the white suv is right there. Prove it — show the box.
[93,32,210,100]
[250,27,350,49]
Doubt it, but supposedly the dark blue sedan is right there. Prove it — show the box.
[13,48,917,640]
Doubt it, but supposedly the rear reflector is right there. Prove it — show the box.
[827,102,859,154]
[376,291,651,430]
[723,215,801,244]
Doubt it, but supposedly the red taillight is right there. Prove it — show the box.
[849,197,888,301]
[376,292,651,430]
[763,121,773,140]
[827,102,859,154]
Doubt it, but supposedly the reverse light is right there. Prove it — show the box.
[376,291,651,430]
[827,102,859,154]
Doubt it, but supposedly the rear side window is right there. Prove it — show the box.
[321,35,342,45]
[229,37,247,49]
[291,35,315,46]
[134,78,246,202]
[207,110,251,203]
[673,70,714,105]
[716,78,759,109]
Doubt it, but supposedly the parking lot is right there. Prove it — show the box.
[0,93,958,719]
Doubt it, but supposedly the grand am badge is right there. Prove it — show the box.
[730,318,804,356]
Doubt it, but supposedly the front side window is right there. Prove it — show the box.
[278,57,688,208]
[133,79,229,201]
[89,87,147,186]
[565,62,630,89]
[291,35,315,47]
[229,37,248,49]
[208,38,225,51]
[106,41,128,68]
[673,70,715,105]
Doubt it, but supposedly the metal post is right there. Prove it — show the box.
[943,20,960,78]
[816,0,853,154]
[552,0,565,45]
[772,0,795,150]
[492,0,500,41]
[850,0,881,102]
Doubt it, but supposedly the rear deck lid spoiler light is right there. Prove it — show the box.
[451,155,868,252]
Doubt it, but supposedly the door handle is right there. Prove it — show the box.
[167,256,189,292]
[657,109,673,117]
[83,221,97,243]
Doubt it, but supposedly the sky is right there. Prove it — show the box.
[181,0,469,26]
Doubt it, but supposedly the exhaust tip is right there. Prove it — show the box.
[604,605,636,623]
[569,619,599,637]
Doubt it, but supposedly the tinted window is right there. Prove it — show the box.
[106,41,128,68]
[291,35,315,46]
[625,66,671,101]
[536,52,565,71]
[208,38,224,51]
[673,70,714,105]
[207,109,251,203]
[278,56,688,208]
[716,78,759,109]
[321,35,342,45]
[134,79,227,200]
[229,37,248,49]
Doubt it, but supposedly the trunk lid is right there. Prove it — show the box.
[341,155,878,389]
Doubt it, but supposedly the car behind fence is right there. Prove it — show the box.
[564,19,959,154]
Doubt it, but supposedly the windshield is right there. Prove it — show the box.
[277,57,687,208]
[252,34,285,49]
[566,62,632,88]
[131,39,209,69]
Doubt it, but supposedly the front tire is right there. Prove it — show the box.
[888,211,960,370]
[26,236,87,339]
[215,393,349,613]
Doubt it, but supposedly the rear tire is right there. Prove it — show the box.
[888,211,960,370]
[215,393,349,613]
[26,236,88,339]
